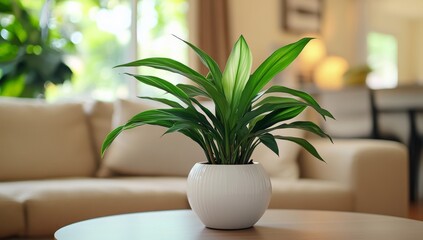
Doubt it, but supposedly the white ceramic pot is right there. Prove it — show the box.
[187,162,272,229]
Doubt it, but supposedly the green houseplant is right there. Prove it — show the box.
[102,35,333,229]
[102,36,332,163]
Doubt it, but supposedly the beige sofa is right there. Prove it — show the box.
[0,97,408,240]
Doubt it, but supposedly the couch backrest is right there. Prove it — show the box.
[99,98,206,177]
[0,97,307,180]
[0,97,97,181]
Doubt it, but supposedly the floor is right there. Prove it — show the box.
[409,200,423,221]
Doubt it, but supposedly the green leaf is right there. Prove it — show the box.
[164,122,193,135]
[222,35,252,105]
[271,121,333,143]
[159,108,216,135]
[259,133,279,156]
[125,109,176,126]
[253,106,306,131]
[115,58,214,96]
[266,85,334,120]
[190,97,224,133]
[249,38,312,95]
[103,36,334,166]
[178,128,207,153]
[275,136,325,161]
[116,57,227,118]
[177,84,210,98]
[138,96,184,108]
[115,57,202,80]
[127,74,190,105]
[253,96,306,108]
[237,103,300,132]
[239,38,312,115]
[173,35,223,89]
[0,74,25,96]
[101,126,124,156]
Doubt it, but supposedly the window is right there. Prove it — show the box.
[136,0,189,97]
[46,0,131,101]
[367,32,398,89]
[43,0,188,101]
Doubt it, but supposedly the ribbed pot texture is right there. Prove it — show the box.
[187,162,272,229]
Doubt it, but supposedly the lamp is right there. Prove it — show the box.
[298,38,326,84]
[313,56,349,90]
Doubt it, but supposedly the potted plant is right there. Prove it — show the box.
[0,0,73,98]
[102,35,333,229]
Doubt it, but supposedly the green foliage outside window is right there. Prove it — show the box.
[0,0,73,98]
[0,0,188,100]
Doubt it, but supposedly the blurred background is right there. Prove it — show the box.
[2,0,422,100]
[0,0,422,201]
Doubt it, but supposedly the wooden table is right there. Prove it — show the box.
[55,210,423,240]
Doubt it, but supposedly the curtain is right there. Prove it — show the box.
[198,0,231,75]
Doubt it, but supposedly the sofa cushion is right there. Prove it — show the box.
[85,100,114,162]
[0,177,354,237]
[84,101,116,177]
[269,179,353,210]
[0,194,25,238]
[251,107,308,179]
[252,123,305,179]
[102,99,204,177]
[0,98,96,180]
[0,177,189,237]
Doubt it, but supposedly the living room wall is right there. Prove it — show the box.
[415,21,423,84]
[227,0,423,86]
[367,0,420,85]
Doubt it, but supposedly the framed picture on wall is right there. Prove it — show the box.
[282,0,323,33]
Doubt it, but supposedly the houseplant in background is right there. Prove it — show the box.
[0,0,72,98]
[102,35,333,229]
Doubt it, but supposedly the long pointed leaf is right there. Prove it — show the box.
[101,126,124,156]
[164,122,198,135]
[222,35,252,105]
[239,38,312,115]
[127,74,190,104]
[253,106,306,131]
[158,108,218,137]
[253,96,307,108]
[268,121,333,143]
[173,35,223,89]
[177,84,210,98]
[275,135,324,161]
[259,133,279,156]
[190,97,224,133]
[115,58,226,112]
[138,96,184,108]
[115,57,202,80]
[237,102,305,132]
[266,86,334,119]
[125,109,177,126]
[248,38,312,95]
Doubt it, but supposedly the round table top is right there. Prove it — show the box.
[55,209,423,240]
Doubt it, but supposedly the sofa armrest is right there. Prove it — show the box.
[298,138,408,217]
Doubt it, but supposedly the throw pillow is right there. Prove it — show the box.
[102,99,204,176]
[0,98,96,180]
[84,100,117,177]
